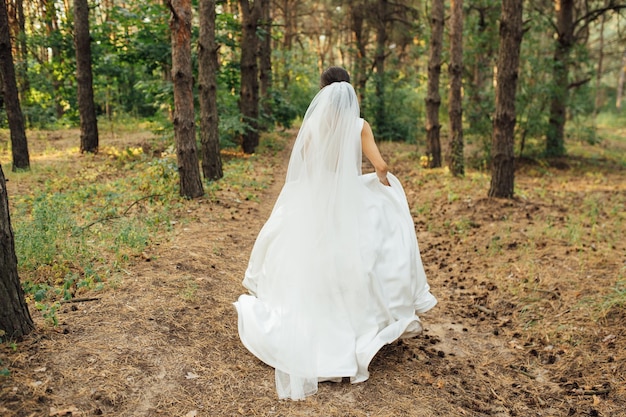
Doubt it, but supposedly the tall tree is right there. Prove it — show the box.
[373,0,389,134]
[489,0,524,198]
[274,0,302,89]
[198,0,223,181]
[74,0,99,153]
[425,0,444,168]
[546,0,626,156]
[279,0,299,51]
[168,0,204,198]
[370,0,417,138]
[546,0,573,157]
[0,164,34,339]
[465,1,499,136]
[10,0,29,100]
[348,1,370,104]
[44,0,66,119]
[258,0,272,126]
[239,0,262,154]
[0,0,29,170]
[617,48,626,110]
[593,13,606,117]
[447,0,464,176]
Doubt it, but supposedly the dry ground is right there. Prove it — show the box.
[1,127,625,417]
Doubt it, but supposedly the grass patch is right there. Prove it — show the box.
[4,127,285,326]
[10,149,180,314]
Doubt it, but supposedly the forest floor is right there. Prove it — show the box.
[1,123,625,417]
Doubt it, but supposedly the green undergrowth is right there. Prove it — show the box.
[5,129,287,326]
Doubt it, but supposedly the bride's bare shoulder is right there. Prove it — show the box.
[361,119,373,137]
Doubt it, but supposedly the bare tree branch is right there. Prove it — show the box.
[568,77,591,89]
[574,4,626,39]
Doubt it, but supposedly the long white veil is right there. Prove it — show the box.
[242,82,372,398]
[236,81,436,400]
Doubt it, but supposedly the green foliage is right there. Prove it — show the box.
[463,0,499,139]
[14,193,80,269]
[363,69,424,142]
[11,122,290,329]
[566,118,601,146]
[266,89,299,129]
[35,301,61,326]
[17,6,76,129]
[12,144,183,324]
[272,48,319,115]
[4,0,620,164]
[514,13,555,158]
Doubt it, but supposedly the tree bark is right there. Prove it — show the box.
[11,0,29,101]
[239,0,262,154]
[198,0,223,181]
[467,4,497,135]
[0,0,29,171]
[45,0,65,119]
[425,0,444,168]
[447,0,464,176]
[373,0,388,136]
[349,2,369,105]
[169,0,204,198]
[74,0,99,154]
[489,0,523,199]
[258,0,272,127]
[546,0,573,157]
[0,164,34,340]
[617,49,626,110]
[282,0,297,51]
[593,13,605,117]
[278,0,298,89]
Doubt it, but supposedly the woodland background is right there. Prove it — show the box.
[1,0,626,416]
[1,0,624,155]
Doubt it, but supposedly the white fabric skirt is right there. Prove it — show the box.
[234,172,437,400]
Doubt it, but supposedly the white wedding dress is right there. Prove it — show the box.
[234,82,436,400]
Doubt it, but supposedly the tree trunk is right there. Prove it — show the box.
[467,5,496,135]
[617,49,626,110]
[258,0,272,128]
[239,0,262,154]
[168,0,204,198]
[489,0,523,199]
[12,0,29,101]
[546,0,573,157]
[0,164,34,340]
[279,0,297,89]
[447,0,464,176]
[425,0,444,168]
[373,0,388,136]
[198,0,223,181]
[0,0,29,171]
[282,0,296,51]
[593,13,605,117]
[44,0,65,119]
[74,0,99,154]
[349,2,369,105]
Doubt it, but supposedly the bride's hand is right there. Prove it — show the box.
[377,170,390,186]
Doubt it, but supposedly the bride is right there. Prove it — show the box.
[234,66,437,400]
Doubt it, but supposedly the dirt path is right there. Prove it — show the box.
[2,137,289,416]
[2,134,625,417]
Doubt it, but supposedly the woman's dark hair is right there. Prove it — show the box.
[320,66,350,88]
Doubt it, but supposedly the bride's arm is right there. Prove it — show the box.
[361,120,390,186]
